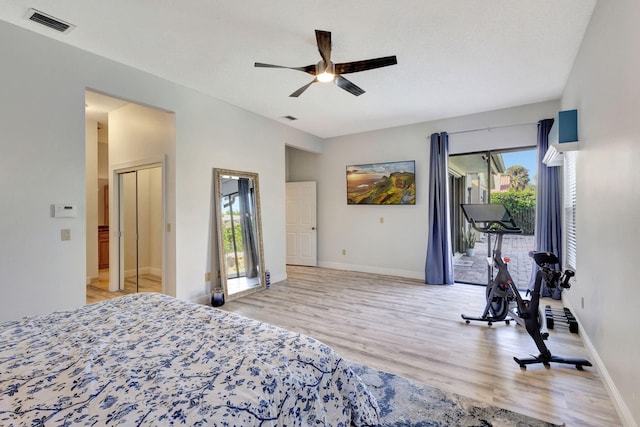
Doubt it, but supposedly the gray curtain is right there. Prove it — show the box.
[425,132,454,285]
[238,178,259,278]
[529,119,562,297]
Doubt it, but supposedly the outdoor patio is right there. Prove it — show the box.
[453,234,535,287]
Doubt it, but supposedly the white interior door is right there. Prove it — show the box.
[119,171,139,292]
[116,165,163,293]
[286,181,317,266]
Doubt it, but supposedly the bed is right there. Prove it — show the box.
[0,293,379,426]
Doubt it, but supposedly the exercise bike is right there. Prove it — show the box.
[459,204,592,370]
[514,251,592,369]
[459,203,536,330]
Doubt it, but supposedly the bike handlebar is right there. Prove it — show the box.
[468,219,523,235]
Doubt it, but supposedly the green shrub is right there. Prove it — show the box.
[491,189,536,235]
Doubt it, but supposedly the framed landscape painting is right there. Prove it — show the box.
[346,160,416,205]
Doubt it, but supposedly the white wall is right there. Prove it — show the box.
[0,19,322,321]
[0,28,86,319]
[85,120,99,283]
[109,103,174,293]
[561,1,640,425]
[289,101,558,278]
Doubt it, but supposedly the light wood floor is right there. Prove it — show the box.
[220,265,621,427]
[86,270,162,304]
[85,265,620,426]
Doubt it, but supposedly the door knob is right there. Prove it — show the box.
[312,227,316,230]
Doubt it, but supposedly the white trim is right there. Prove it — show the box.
[319,261,423,281]
[563,297,636,427]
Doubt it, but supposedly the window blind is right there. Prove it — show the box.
[564,151,577,269]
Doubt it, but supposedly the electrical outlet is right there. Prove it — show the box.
[380,217,384,224]
[61,229,71,241]
[342,249,346,255]
[205,272,211,281]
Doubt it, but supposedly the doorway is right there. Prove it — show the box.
[85,90,173,301]
[450,148,537,287]
[286,181,318,266]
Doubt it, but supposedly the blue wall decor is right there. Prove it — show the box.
[550,109,578,145]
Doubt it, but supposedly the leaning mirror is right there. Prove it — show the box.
[214,169,266,301]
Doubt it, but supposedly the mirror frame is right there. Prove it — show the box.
[213,168,266,301]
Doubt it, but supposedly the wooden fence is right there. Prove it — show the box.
[510,206,535,235]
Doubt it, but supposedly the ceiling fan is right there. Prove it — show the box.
[255,30,397,97]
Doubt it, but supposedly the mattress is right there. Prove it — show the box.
[0,293,379,426]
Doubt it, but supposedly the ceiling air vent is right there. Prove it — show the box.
[26,8,76,34]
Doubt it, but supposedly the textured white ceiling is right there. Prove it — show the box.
[0,1,596,138]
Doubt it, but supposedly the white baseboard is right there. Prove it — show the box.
[269,271,287,285]
[563,298,636,427]
[190,293,212,307]
[318,261,423,281]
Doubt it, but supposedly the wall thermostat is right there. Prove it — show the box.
[54,204,77,218]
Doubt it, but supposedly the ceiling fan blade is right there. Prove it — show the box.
[290,79,317,97]
[255,62,316,75]
[315,30,332,66]
[334,75,365,96]
[334,56,398,74]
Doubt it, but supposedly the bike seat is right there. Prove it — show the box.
[532,251,559,267]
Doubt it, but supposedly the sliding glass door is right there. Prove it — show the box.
[449,152,494,284]
[450,148,537,287]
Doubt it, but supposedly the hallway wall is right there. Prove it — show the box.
[85,120,99,283]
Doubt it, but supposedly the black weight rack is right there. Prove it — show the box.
[545,305,579,334]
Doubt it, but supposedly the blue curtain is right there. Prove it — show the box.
[425,132,454,285]
[529,119,563,297]
[238,178,259,278]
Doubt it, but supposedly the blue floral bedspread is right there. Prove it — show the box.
[0,293,379,426]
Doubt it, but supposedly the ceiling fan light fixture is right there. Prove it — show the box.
[255,30,397,97]
[317,72,334,83]
[316,61,335,82]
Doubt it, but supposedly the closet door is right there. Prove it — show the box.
[120,171,139,293]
